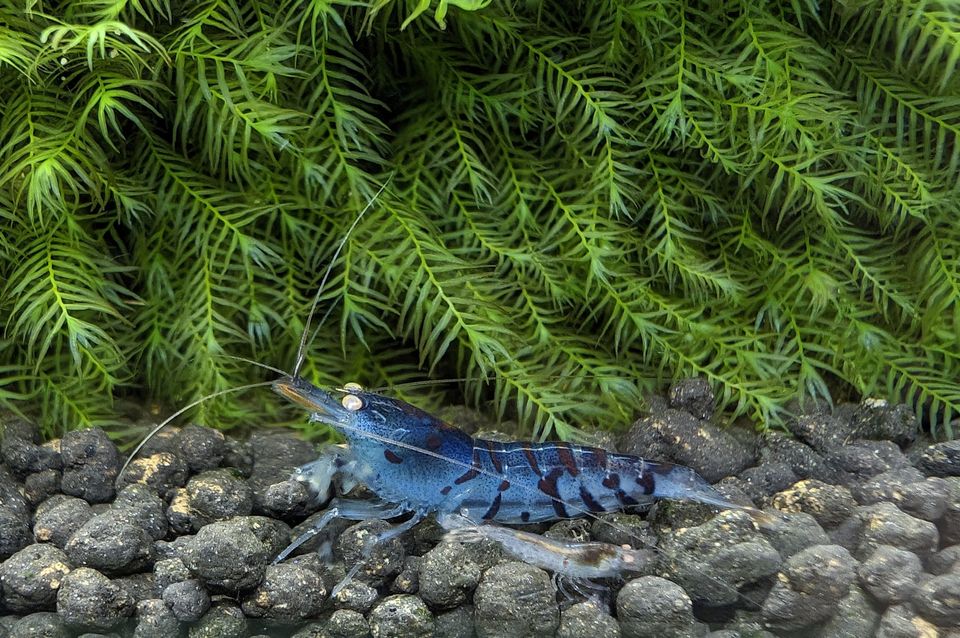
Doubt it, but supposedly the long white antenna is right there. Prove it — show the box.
[292,177,392,378]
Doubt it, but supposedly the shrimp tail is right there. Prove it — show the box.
[648,462,784,528]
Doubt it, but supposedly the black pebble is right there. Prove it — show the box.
[180,517,286,590]
[8,612,69,638]
[916,440,960,478]
[0,544,72,612]
[56,567,135,632]
[241,563,326,622]
[60,429,119,504]
[23,469,61,506]
[64,508,154,574]
[162,579,210,622]
[33,495,93,549]
[174,424,226,473]
[132,599,180,638]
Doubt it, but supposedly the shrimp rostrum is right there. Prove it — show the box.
[271,375,766,575]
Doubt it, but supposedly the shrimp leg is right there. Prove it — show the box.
[332,507,430,596]
[273,498,408,563]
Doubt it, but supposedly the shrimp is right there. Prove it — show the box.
[271,375,772,570]
[438,512,655,582]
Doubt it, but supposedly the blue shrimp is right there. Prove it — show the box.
[271,375,770,572]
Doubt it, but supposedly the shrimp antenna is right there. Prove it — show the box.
[220,354,289,377]
[292,176,393,379]
[116,381,274,486]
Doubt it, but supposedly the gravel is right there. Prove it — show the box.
[367,594,434,637]
[0,544,71,612]
[769,479,858,527]
[473,562,557,638]
[557,601,621,638]
[2,390,959,636]
[760,544,858,631]
[617,576,693,638]
[59,429,120,504]
[179,517,285,590]
[56,567,135,631]
[857,545,922,604]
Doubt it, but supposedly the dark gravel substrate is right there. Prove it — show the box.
[2,380,960,637]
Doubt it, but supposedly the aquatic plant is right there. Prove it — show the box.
[1,0,958,438]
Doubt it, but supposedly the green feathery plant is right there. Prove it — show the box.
[1,0,959,441]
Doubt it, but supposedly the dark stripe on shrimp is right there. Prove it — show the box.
[579,485,605,513]
[521,511,530,522]
[482,493,502,520]
[485,440,503,474]
[592,447,608,469]
[556,443,579,477]
[454,468,479,484]
[384,450,403,464]
[426,433,443,451]
[616,490,640,507]
[602,473,620,490]
[636,471,655,495]
[538,467,567,518]
[440,486,451,495]
[523,447,542,476]
[498,479,510,492]
[454,448,482,485]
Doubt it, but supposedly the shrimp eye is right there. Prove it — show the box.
[341,394,363,411]
[343,382,363,392]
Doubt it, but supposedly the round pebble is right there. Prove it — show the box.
[761,544,858,631]
[64,509,154,574]
[858,545,922,604]
[319,609,370,637]
[817,585,881,638]
[877,603,939,638]
[771,479,857,528]
[56,567,134,631]
[0,506,31,560]
[8,612,69,638]
[133,598,180,638]
[856,502,939,558]
[367,594,434,638]
[241,563,326,622]
[473,562,558,638]
[59,429,119,504]
[416,537,491,609]
[0,543,72,612]
[166,468,253,534]
[180,517,283,590]
[334,519,406,588]
[658,510,781,606]
[623,409,753,483]
[162,579,210,622]
[911,573,960,625]
[174,424,226,473]
[33,495,93,549]
[331,578,377,613]
[111,484,169,541]
[617,576,694,638]
[118,453,189,499]
[23,469,62,506]
[187,602,248,638]
[557,600,621,638]
[434,605,475,638]
[917,440,960,477]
